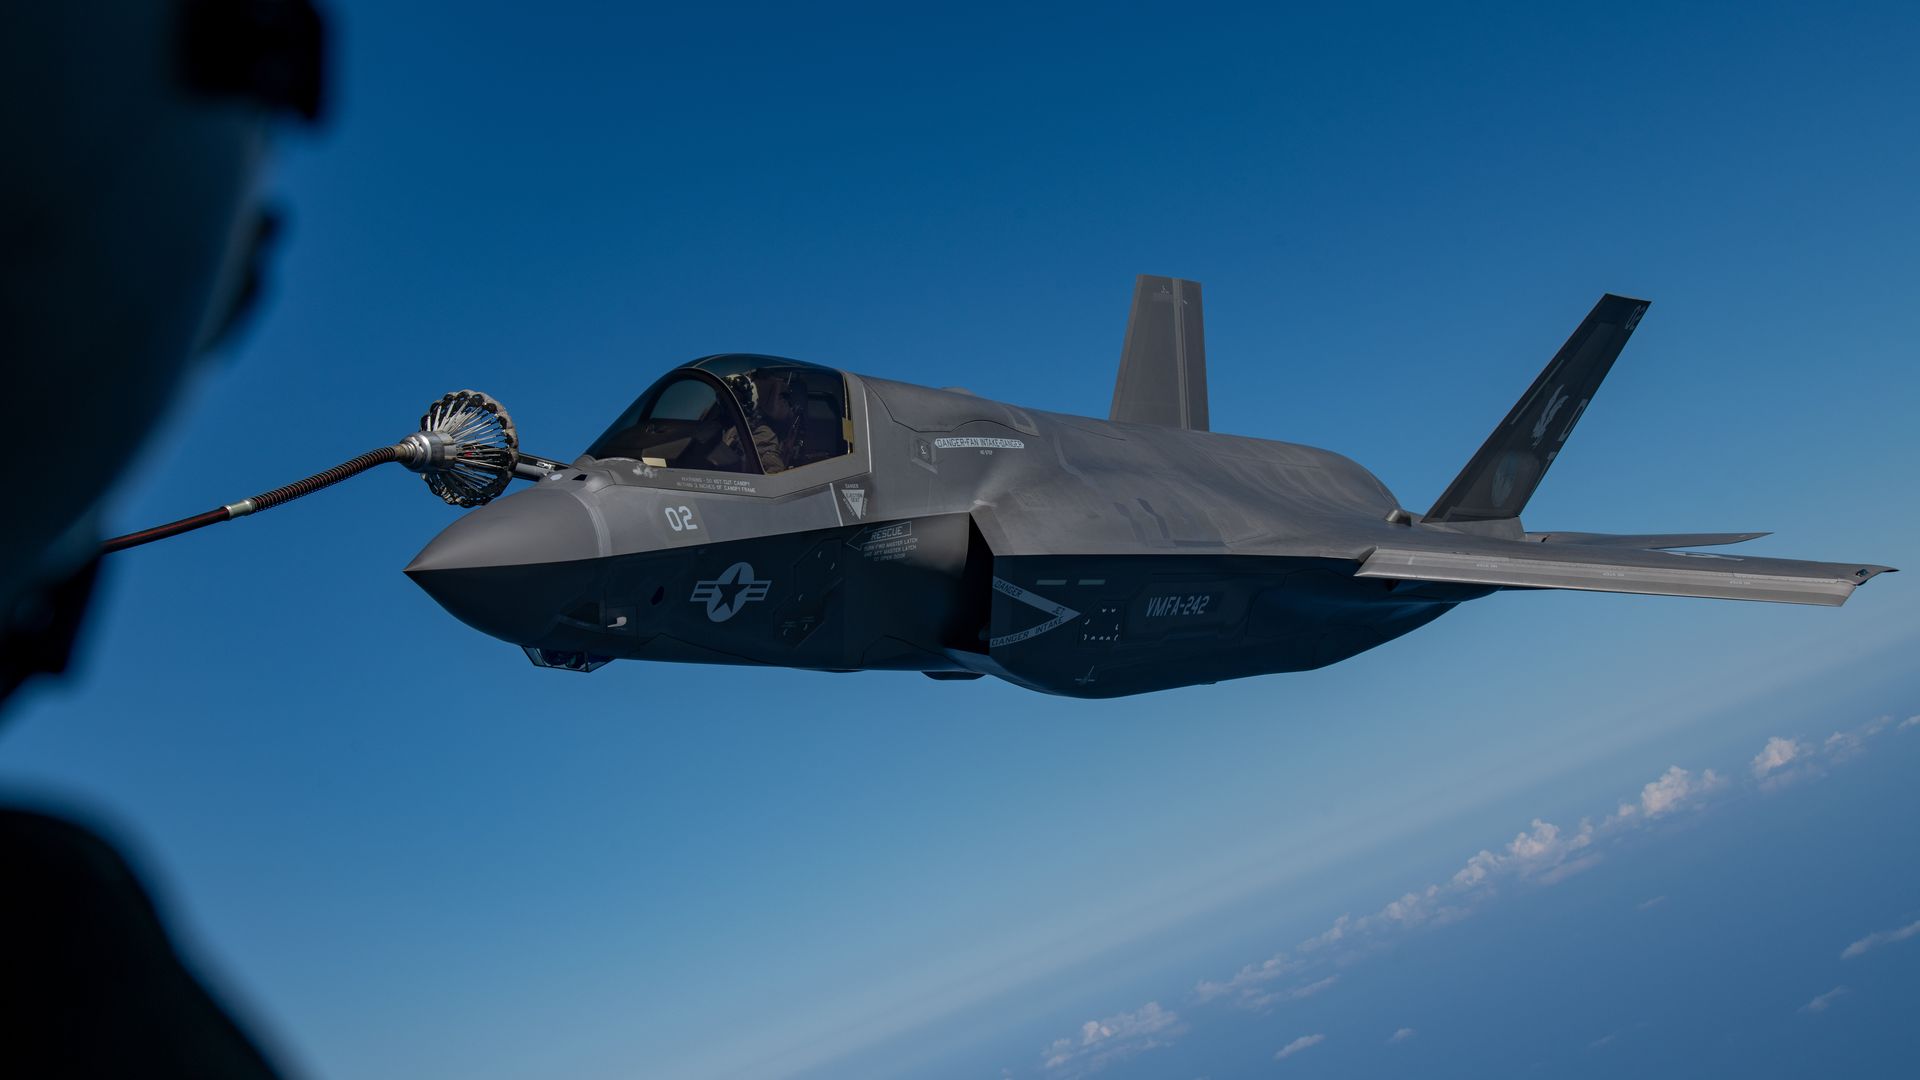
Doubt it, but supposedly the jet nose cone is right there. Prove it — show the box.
[406,485,603,574]
[405,486,605,645]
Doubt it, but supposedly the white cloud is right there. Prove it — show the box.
[1752,713,1900,788]
[1380,885,1443,926]
[1251,972,1344,1006]
[1194,952,1298,1005]
[1198,761,1728,1010]
[1244,975,1339,1010]
[1274,1034,1325,1061]
[1637,766,1724,817]
[1752,736,1806,779]
[1210,961,1340,1011]
[1041,1002,1184,1076]
[1026,702,1920,1080]
[1440,818,1596,898]
[1508,818,1561,859]
[1299,915,1349,953]
[1899,715,1920,731]
[1841,919,1920,959]
[1292,975,1339,998]
[1535,853,1603,885]
[1801,986,1848,1014]
[1109,716,1914,1075]
[1450,848,1500,887]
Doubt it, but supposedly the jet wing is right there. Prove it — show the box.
[1358,541,1894,607]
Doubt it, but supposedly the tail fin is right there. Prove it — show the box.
[1110,275,1208,430]
[1425,294,1650,523]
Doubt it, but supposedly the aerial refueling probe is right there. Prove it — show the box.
[101,390,558,554]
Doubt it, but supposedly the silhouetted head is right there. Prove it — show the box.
[0,2,325,703]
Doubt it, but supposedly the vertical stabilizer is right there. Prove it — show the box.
[1109,275,1208,430]
[1425,293,1649,524]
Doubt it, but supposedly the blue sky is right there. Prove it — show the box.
[3,2,1917,1076]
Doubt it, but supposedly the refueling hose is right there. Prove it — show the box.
[99,389,535,555]
[101,447,401,553]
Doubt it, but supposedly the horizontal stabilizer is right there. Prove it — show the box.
[1359,544,1893,607]
[1525,530,1769,549]
[1110,275,1208,430]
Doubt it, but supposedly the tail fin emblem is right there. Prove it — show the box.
[1531,386,1570,444]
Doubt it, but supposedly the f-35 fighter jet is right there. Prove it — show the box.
[407,278,1892,697]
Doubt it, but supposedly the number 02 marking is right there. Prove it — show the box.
[664,506,698,532]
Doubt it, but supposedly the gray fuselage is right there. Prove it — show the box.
[407,364,1485,697]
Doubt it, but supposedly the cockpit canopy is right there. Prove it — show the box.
[585,355,852,475]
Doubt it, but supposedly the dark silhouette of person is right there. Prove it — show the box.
[2,3,326,1075]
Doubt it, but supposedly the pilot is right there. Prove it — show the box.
[725,371,806,474]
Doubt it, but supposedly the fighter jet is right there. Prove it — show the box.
[406,278,1893,697]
